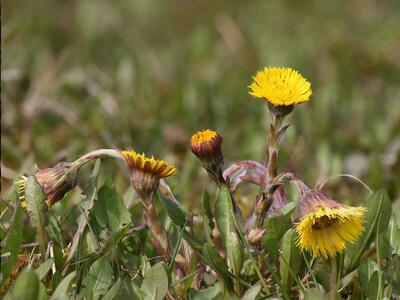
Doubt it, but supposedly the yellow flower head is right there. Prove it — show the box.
[249,67,312,106]
[121,150,178,178]
[190,130,224,184]
[294,191,366,259]
[190,130,223,158]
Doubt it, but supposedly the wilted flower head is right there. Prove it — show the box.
[121,150,178,200]
[294,190,366,259]
[15,162,79,207]
[190,130,224,185]
[249,67,312,107]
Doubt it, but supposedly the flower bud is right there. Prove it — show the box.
[247,228,266,244]
[190,130,224,184]
[15,162,79,207]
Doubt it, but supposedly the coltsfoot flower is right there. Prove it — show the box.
[121,150,178,200]
[294,190,366,259]
[249,67,312,107]
[15,162,79,207]
[190,130,224,185]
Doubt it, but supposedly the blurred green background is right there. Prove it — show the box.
[2,0,400,208]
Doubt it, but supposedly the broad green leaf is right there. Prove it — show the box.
[346,190,391,272]
[158,193,190,227]
[141,262,168,300]
[303,288,327,300]
[387,216,400,255]
[9,269,41,300]
[102,278,122,300]
[1,194,23,289]
[367,271,382,300]
[35,258,54,280]
[358,260,379,288]
[25,176,48,254]
[51,271,76,299]
[188,282,224,300]
[79,256,114,299]
[279,229,301,289]
[215,184,243,278]
[202,243,234,293]
[201,190,214,243]
[226,231,243,278]
[95,185,131,231]
[241,283,262,300]
[261,203,293,261]
[215,184,235,246]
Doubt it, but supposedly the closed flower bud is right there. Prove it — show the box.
[294,190,366,259]
[190,130,224,185]
[247,228,266,244]
[15,162,80,207]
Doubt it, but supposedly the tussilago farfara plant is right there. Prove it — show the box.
[4,67,397,299]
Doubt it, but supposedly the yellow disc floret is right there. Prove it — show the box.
[249,67,312,106]
[121,150,178,178]
[191,130,218,145]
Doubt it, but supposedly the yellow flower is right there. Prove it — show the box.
[294,191,366,259]
[249,67,312,106]
[15,175,28,208]
[121,150,178,178]
[121,150,177,200]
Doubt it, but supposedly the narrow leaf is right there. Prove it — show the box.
[50,271,76,299]
[25,176,48,254]
[1,194,23,288]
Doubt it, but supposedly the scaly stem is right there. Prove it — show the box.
[74,149,123,167]
[142,197,171,260]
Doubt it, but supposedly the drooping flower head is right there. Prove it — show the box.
[249,67,312,107]
[190,130,224,185]
[121,150,178,200]
[294,190,366,259]
[14,162,79,208]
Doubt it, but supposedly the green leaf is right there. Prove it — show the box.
[367,271,382,300]
[279,229,301,289]
[79,256,114,299]
[346,190,391,272]
[1,194,23,289]
[226,231,243,279]
[95,185,131,232]
[201,190,214,243]
[9,269,41,300]
[102,278,122,300]
[25,176,49,254]
[261,203,293,261]
[303,288,327,300]
[158,193,190,227]
[35,258,54,280]
[50,271,76,299]
[241,283,262,300]
[188,282,224,300]
[215,184,243,279]
[358,260,379,292]
[215,184,235,246]
[141,262,169,300]
[63,159,101,269]
[202,243,235,293]
[387,216,400,255]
